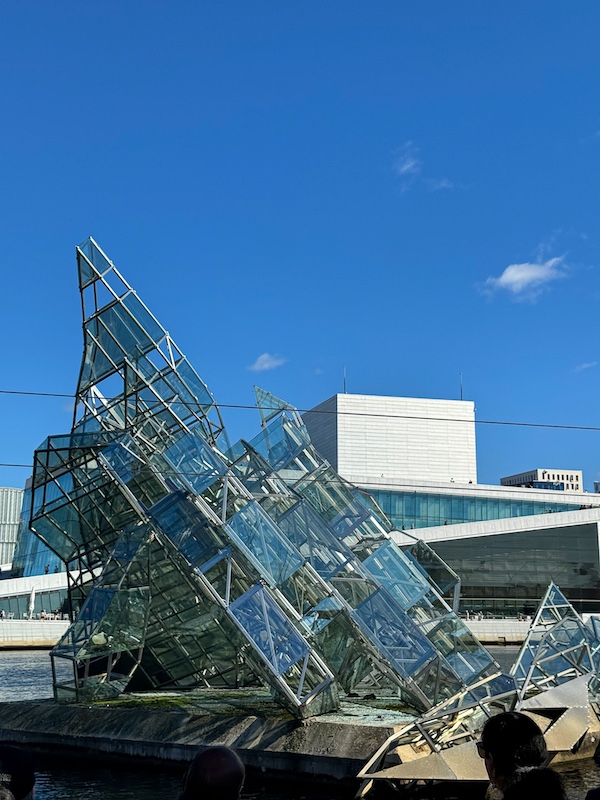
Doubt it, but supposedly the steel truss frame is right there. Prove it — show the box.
[27,237,579,730]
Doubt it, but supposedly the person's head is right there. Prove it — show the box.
[181,746,245,800]
[502,767,567,800]
[477,711,548,790]
[0,746,35,800]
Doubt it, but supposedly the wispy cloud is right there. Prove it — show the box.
[481,256,567,300]
[574,361,597,373]
[248,353,287,372]
[393,141,422,177]
[392,141,453,193]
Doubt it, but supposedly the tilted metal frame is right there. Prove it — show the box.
[33,239,341,717]
[511,582,600,701]
[356,588,600,795]
[42,433,339,715]
[74,237,228,450]
[25,237,600,743]
[226,440,454,708]
[243,388,503,706]
[52,523,152,702]
[155,429,439,709]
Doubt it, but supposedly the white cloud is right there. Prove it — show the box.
[393,141,421,177]
[482,256,567,299]
[248,353,287,372]
[574,361,597,373]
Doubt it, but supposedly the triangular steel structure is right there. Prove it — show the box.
[511,583,600,700]
[254,385,296,428]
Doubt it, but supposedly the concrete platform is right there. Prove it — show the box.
[0,694,414,781]
[464,618,530,644]
[0,620,69,649]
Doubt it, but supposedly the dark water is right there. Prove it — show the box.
[1,649,599,799]
[34,762,343,800]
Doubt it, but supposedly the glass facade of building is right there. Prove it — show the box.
[371,488,582,530]
[0,586,68,619]
[11,486,63,577]
[430,522,600,615]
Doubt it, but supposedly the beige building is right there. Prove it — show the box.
[500,469,583,492]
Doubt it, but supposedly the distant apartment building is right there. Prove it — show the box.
[0,487,24,567]
[500,469,583,492]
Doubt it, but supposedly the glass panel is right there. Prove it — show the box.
[150,492,220,568]
[163,429,227,495]
[230,584,309,675]
[78,238,113,276]
[353,588,435,677]
[122,292,164,343]
[228,502,304,584]
[275,500,354,580]
[246,416,310,471]
[363,540,428,609]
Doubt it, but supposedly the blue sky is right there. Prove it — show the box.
[1,2,600,490]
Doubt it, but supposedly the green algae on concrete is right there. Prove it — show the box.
[0,695,415,782]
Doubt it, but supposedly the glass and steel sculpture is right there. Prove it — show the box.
[23,237,600,750]
[236,388,506,703]
[357,586,600,794]
[511,582,600,699]
[35,239,336,716]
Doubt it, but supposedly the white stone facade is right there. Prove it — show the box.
[304,393,477,486]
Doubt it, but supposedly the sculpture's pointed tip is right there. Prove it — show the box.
[254,385,294,425]
[76,236,115,291]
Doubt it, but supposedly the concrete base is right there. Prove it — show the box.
[0,695,413,781]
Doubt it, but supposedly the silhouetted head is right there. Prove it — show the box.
[502,767,567,800]
[181,746,245,800]
[477,711,547,790]
[0,746,35,800]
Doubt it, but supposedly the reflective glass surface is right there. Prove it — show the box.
[11,487,64,577]
[228,502,304,584]
[371,488,582,530]
[21,237,561,724]
[230,584,310,675]
[430,523,600,614]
